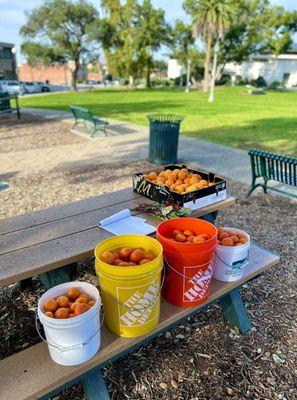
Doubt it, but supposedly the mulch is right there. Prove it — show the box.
[0,113,87,153]
[0,160,296,400]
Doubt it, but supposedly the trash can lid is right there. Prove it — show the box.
[147,113,184,124]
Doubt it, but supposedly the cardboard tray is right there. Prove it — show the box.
[132,165,227,210]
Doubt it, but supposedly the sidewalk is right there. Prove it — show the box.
[2,107,295,198]
[1,108,252,185]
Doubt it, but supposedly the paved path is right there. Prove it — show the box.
[1,108,252,186]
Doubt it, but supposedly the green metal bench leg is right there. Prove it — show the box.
[220,288,251,334]
[38,264,76,290]
[82,367,110,400]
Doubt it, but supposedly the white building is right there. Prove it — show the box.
[167,59,183,79]
[224,52,297,88]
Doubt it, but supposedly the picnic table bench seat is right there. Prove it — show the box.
[0,188,280,400]
[247,148,297,198]
[0,244,279,400]
[70,105,109,137]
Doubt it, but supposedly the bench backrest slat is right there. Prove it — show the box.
[248,148,297,186]
[70,105,94,122]
[0,92,11,111]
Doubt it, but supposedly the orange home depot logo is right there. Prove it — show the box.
[118,281,159,327]
[183,263,213,302]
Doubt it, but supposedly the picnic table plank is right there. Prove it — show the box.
[0,189,141,235]
[0,196,235,287]
[0,198,141,255]
[0,243,279,400]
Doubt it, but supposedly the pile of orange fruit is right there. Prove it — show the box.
[218,227,249,247]
[144,168,213,194]
[100,247,157,266]
[167,229,211,243]
[43,287,96,319]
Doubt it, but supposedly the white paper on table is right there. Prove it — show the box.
[98,209,156,235]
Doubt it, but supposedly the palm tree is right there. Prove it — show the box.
[184,0,234,91]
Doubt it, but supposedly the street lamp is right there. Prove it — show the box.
[208,38,220,103]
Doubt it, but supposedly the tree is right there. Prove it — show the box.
[167,20,196,91]
[218,1,297,73]
[135,0,167,87]
[183,0,234,91]
[20,0,99,90]
[99,0,140,86]
[100,0,167,87]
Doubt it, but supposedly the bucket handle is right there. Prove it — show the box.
[164,257,214,280]
[35,306,104,353]
[214,250,250,268]
[101,268,165,312]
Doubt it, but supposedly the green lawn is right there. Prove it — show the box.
[20,87,297,156]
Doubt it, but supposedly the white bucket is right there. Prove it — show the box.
[213,227,250,282]
[37,281,101,366]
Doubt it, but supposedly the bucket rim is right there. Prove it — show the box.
[38,282,101,325]
[94,234,163,277]
[157,217,218,246]
[217,226,250,250]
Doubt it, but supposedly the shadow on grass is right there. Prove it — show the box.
[20,99,183,120]
[183,117,297,157]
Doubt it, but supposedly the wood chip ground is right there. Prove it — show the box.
[0,116,296,400]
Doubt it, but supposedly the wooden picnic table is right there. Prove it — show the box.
[0,245,279,400]
[0,188,236,288]
[0,187,281,400]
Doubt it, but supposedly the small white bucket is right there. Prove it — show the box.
[37,281,101,366]
[213,227,250,282]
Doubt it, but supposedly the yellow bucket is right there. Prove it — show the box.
[94,235,163,338]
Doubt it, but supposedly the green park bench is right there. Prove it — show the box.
[247,148,297,198]
[0,189,279,400]
[70,105,109,137]
[0,92,20,119]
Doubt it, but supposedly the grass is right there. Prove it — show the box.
[20,86,297,156]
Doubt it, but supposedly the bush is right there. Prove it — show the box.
[151,77,171,87]
[118,78,129,86]
[217,74,231,85]
[269,81,282,89]
[174,74,187,86]
[235,75,249,86]
[250,76,267,88]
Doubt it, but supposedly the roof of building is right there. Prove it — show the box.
[0,42,14,48]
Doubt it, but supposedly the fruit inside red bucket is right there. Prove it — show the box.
[166,228,211,244]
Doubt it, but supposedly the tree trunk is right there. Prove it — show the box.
[203,31,212,92]
[71,61,80,91]
[129,75,134,88]
[185,59,191,93]
[146,63,151,88]
[145,47,152,88]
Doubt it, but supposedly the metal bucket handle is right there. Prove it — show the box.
[164,256,214,280]
[214,250,250,268]
[36,305,104,353]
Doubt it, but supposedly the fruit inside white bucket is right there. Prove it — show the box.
[37,281,101,366]
[213,227,250,282]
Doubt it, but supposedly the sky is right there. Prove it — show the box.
[0,0,296,65]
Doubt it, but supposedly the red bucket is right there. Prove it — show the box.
[157,218,218,307]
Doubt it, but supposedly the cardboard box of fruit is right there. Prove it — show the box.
[132,165,226,209]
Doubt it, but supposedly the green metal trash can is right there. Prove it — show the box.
[147,114,184,164]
